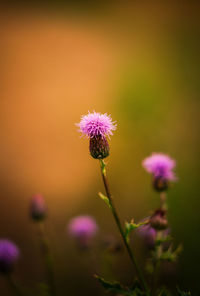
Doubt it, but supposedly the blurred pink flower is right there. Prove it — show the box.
[142,153,176,181]
[30,194,47,221]
[0,239,20,273]
[68,215,98,248]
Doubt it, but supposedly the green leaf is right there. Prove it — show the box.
[159,250,175,262]
[155,235,173,246]
[98,192,111,208]
[160,244,183,262]
[157,288,171,296]
[177,287,191,295]
[95,275,148,296]
[174,244,183,256]
[129,280,146,296]
[95,275,126,294]
[125,220,149,241]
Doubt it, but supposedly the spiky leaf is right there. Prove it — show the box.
[95,275,146,296]
[177,287,191,295]
[125,220,149,241]
[95,275,125,294]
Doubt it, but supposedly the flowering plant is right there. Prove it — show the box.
[0,111,192,296]
[77,111,190,296]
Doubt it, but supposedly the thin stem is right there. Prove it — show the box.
[37,222,56,296]
[152,189,169,295]
[6,274,24,296]
[160,192,167,210]
[99,160,150,295]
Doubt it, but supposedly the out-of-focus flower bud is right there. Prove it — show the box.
[153,176,168,192]
[30,194,47,221]
[150,209,168,230]
[0,239,20,274]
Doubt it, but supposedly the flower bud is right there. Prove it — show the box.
[150,209,168,230]
[30,194,47,221]
[0,239,20,274]
[89,136,109,159]
[153,176,168,192]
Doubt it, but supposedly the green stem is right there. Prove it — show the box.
[160,192,167,210]
[152,191,168,294]
[99,160,150,295]
[6,274,24,296]
[151,231,162,295]
[37,222,56,296]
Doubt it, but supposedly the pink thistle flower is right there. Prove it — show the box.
[68,215,98,249]
[77,112,116,159]
[0,239,20,274]
[142,153,176,181]
[77,111,116,139]
[30,194,47,221]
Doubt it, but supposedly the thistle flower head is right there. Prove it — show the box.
[0,239,20,274]
[77,111,116,139]
[68,215,98,248]
[30,194,47,221]
[142,153,176,181]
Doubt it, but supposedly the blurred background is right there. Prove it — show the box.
[0,1,199,295]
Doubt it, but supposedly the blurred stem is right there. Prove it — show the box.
[152,191,168,294]
[37,222,56,296]
[6,274,24,296]
[99,159,150,295]
[151,231,162,295]
[160,192,167,210]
